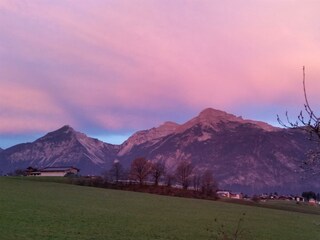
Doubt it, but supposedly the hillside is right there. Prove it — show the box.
[0,108,319,192]
[0,126,119,175]
[117,108,319,192]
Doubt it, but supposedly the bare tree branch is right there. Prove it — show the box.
[277,66,320,141]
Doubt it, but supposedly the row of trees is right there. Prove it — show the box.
[105,157,218,196]
[302,191,320,201]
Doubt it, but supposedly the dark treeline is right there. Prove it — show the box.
[71,157,219,200]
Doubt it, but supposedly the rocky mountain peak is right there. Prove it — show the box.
[38,125,113,155]
[59,125,74,132]
[0,125,119,174]
[178,108,239,132]
[198,108,241,122]
[179,108,278,132]
[37,125,77,142]
[0,108,317,192]
[51,125,75,134]
[157,121,180,132]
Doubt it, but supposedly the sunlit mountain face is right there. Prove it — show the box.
[1,108,319,193]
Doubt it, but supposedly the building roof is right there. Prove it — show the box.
[41,166,79,172]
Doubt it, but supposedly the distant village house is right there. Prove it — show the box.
[26,166,79,177]
[216,190,231,198]
[216,190,243,199]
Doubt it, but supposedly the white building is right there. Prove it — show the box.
[39,166,79,177]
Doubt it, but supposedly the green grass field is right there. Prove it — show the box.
[1,177,320,240]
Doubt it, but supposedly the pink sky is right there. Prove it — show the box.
[1,0,320,147]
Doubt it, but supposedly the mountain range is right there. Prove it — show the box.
[0,108,318,193]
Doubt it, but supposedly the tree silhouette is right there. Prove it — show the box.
[201,169,217,196]
[150,160,166,186]
[129,157,152,185]
[277,66,320,141]
[277,66,320,169]
[109,160,124,183]
[175,160,194,190]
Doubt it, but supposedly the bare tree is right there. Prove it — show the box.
[109,160,124,183]
[277,66,320,168]
[175,160,194,190]
[192,169,202,192]
[130,157,152,185]
[277,66,320,140]
[150,160,166,186]
[209,213,251,240]
[201,169,217,196]
[164,172,175,187]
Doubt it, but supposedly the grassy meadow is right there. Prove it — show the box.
[0,177,320,240]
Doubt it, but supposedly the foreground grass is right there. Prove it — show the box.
[0,177,320,240]
[220,198,320,216]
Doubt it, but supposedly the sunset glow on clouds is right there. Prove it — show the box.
[1,0,320,147]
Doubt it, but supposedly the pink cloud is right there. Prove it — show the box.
[0,82,73,133]
[1,0,320,136]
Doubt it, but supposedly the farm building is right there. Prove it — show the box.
[230,192,243,199]
[216,190,243,199]
[40,166,79,176]
[25,167,41,176]
[216,190,231,198]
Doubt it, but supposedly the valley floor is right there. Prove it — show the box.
[0,177,319,240]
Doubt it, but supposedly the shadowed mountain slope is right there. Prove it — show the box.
[116,108,319,192]
[0,109,318,192]
[0,126,118,175]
